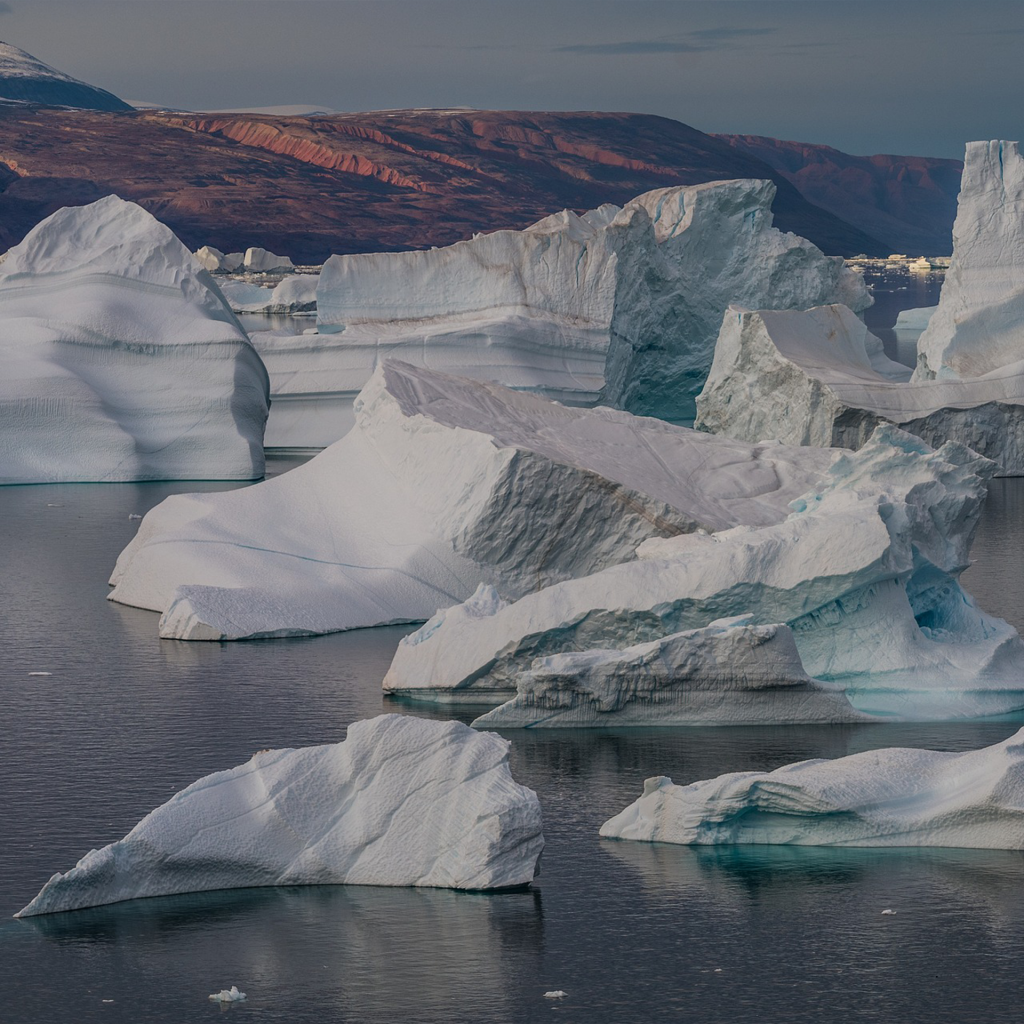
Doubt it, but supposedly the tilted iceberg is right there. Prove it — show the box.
[258,179,867,446]
[471,616,869,728]
[243,246,295,272]
[600,727,1024,849]
[16,715,543,916]
[916,141,1024,381]
[386,427,1024,720]
[0,196,269,483]
[694,304,1024,475]
[108,360,836,640]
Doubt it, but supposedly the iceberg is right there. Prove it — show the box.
[194,245,244,273]
[894,305,938,332]
[0,196,269,484]
[259,179,866,446]
[219,274,319,314]
[15,715,543,917]
[385,427,1024,720]
[243,246,295,272]
[600,727,1024,849]
[108,360,836,640]
[916,141,1024,381]
[471,617,869,728]
[694,304,1024,475]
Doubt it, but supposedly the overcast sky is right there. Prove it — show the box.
[1,1,1019,159]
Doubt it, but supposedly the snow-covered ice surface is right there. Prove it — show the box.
[259,179,866,446]
[472,617,869,728]
[695,304,1024,475]
[15,715,543,917]
[219,274,318,314]
[600,727,1024,848]
[0,196,269,483]
[916,142,1024,381]
[386,427,1024,720]
[0,40,131,111]
[108,360,836,641]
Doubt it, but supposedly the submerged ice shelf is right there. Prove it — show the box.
[16,715,543,917]
[600,727,1024,849]
[108,360,836,641]
[0,195,269,484]
[386,426,1024,721]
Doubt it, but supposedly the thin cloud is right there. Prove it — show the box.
[689,27,778,40]
[555,40,711,55]
[0,3,13,14]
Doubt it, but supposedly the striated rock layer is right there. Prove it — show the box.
[16,715,543,916]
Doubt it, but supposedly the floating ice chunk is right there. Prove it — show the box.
[243,246,294,273]
[0,196,269,484]
[881,909,897,915]
[916,142,1024,381]
[108,361,835,642]
[209,987,246,1003]
[194,246,244,273]
[544,991,567,999]
[695,304,1024,476]
[219,274,318,314]
[386,426,1024,720]
[472,618,868,728]
[27,671,51,676]
[600,727,1024,849]
[15,715,543,917]
[894,305,937,332]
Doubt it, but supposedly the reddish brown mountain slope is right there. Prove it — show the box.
[0,108,887,261]
[715,134,963,255]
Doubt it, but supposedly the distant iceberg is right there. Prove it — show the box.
[600,727,1024,849]
[219,274,318,314]
[695,304,1024,475]
[0,196,269,483]
[108,360,835,641]
[386,426,1024,720]
[15,715,543,917]
[252,178,866,446]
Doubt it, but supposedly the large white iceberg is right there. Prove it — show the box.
[0,196,270,483]
[694,304,1024,475]
[385,427,1024,720]
[194,245,244,273]
[219,274,319,314]
[600,727,1024,848]
[471,616,868,728]
[243,246,295,273]
[916,141,1024,380]
[15,715,543,917]
[255,179,867,446]
[108,360,836,640]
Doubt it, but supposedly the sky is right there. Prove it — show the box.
[0,0,1020,159]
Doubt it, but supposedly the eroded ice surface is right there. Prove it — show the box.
[15,715,543,917]
[916,141,1024,380]
[600,727,1024,848]
[108,361,837,640]
[386,427,1024,720]
[220,274,319,314]
[472,616,868,728]
[0,196,269,483]
[694,304,1024,475]
[257,179,866,445]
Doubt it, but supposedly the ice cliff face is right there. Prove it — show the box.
[916,141,1024,381]
[385,427,1024,721]
[0,195,269,483]
[15,715,543,916]
[108,360,836,641]
[471,616,869,728]
[259,178,867,447]
[694,304,1024,475]
[600,728,1024,849]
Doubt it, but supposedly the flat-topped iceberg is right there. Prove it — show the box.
[219,274,319,314]
[257,179,866,446]
[0,196,269,483]
[109,360,836,640]
[694,304,1024,475]
[386,427,1024,720]
[600,728,1024,848]
[472,617,868,728]
[916,141,1024,381]
[16,715,543,917]
[243,246,294,272]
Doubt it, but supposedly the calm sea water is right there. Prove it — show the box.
[4,272,1024,1024]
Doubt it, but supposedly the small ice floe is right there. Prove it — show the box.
[128,513,142,520]
[544,991,567,999]
[881,909,897,915]
[46,503,62,507]
[209,986,246,1003]
[28,672,51,676]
